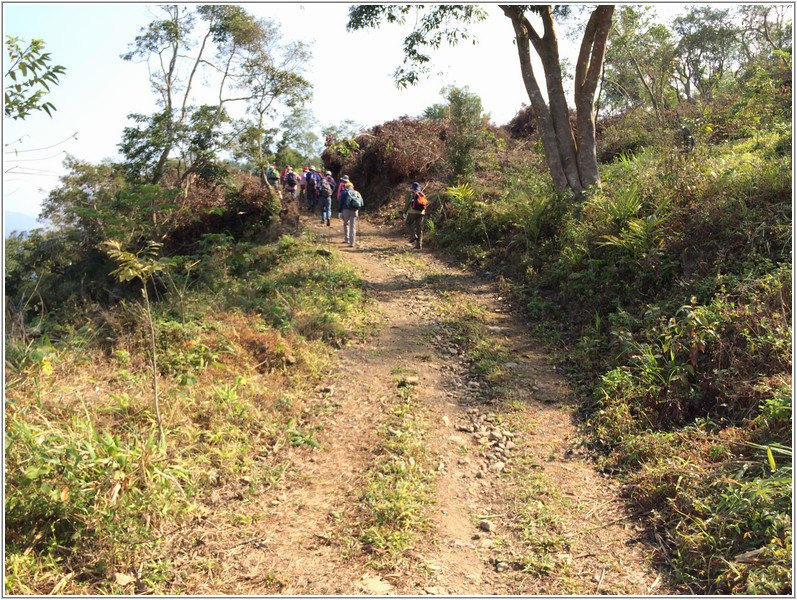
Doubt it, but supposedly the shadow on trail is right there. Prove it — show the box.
[358,268,495,296]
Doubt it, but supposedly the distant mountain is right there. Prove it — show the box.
[5,211,43,237]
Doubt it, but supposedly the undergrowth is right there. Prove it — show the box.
[4,231,371,594]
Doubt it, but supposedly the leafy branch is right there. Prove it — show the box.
[4,35,66,120]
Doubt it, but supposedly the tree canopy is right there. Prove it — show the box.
[121,5,312,187]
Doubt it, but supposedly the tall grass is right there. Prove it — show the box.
[4,232,372,594]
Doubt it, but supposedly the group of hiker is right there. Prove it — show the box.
[265,164,428,249]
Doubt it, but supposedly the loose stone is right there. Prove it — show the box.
[491,461,506,473]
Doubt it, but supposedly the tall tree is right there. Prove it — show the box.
[502,5,613,197]
[736,5,792,67]
[121,5,311,187]
[40,157,126,246]
[671,6,740,101]
[279,106,323,165]
[122,5,195,184]
[235,18,312,185]
[347,5,614,199]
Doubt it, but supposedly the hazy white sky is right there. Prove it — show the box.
[2,3,688,219]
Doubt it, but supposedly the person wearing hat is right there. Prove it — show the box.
[282,166,300,200]
[299,166,309,206]
[305,165,322,212]
[338,180,361,247]
[403,181,428,249]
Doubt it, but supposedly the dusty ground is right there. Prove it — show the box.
[168,212,680,595]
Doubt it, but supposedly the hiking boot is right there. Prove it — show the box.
[326,219,331,226]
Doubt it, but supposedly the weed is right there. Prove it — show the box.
[357,389,434,568]
[286,419,321,448]
[5,226,372,593]
[432,291,511,399]
[509,454,567,578]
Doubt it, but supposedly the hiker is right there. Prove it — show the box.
[338,181,363,247]
[299,166,308,205]
[318,170,335,226]
[678,125,696,153]
[325,170,337,192]
[336,175,349,203]
[305,166,319,212]
[266,164,280,188]
[283,167,300,200]
[403,181,428,249]
[280,165,291,186]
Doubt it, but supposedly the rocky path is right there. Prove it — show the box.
[181,213,677,594]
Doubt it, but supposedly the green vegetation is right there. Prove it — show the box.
[4,35,66,120]
[357,373,435,568]
[432,290,511,396]
[5,215,371,592]
[416,48,791,597]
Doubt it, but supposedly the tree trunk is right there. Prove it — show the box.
[502,6,570,193]
[574,6,614,189]
[535,8,582,194]
[500,5,614,199]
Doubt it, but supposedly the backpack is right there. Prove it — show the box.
[320,178,333,196]
[411,191,428,211]
[346,189,364,209]
[306,172,317,190]
[285,171,298,186]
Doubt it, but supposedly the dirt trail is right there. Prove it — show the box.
[178,214,677,595]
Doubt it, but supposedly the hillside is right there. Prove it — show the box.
[4,27,792,596]
[5,114,791,594]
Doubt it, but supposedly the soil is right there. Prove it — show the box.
[165,211,681,595]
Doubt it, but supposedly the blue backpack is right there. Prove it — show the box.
[306,171,317,190]
[346,189,364,209]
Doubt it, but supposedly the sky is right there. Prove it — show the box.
[2,3,688,221]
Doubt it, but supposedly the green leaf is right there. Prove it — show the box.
[767,447,777,472]
[23,465,51,480]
